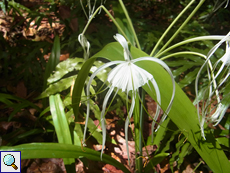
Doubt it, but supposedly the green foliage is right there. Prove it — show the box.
[0,93,41,121]
[0,143,130,173]
[43,36,60,89]
[0,93,53,146]
[144,153,169,173]
[1,0,230,172]
[49,94,75,172]
[169,137,192,171]
[0,0,7,13]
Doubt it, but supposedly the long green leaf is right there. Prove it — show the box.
[49,94,72,144]
[92,42,230,173]
[43,36,60,107]
[0,143,130,173]
[49,94,75,172]
[72,58,95,121]
[0,93,41,121]
[0,93,41,110]
[43,36,60,89]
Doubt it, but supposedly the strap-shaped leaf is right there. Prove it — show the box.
[72,58,95,121]
[43,36,60,90]
[0,93,41,121]
[0,143,130,173]
[49,94,72,144]
[42,36,60,107]
[49,94,75,172]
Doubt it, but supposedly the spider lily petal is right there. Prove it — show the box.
[212,33,230,80]
[82,34,175,163]
[107,62,154,92]
[114,34,131,61]
[225,0,229,8]
[100,86,116,159]
[78,34,90,60]
[210,103,225,124]
[195,32,230,139]
[132,57,175,131]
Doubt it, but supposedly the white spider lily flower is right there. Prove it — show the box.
[82,34,175,161]
[78,34,90,60]
[195,32,230,139]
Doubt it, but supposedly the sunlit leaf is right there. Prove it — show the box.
[49,94,75,171]
[39,76,77,99]
[0,143,130,173]
[48,58,84,84]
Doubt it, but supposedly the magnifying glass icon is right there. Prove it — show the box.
[3,154,18,170]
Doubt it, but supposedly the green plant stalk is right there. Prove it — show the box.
[193,160,203,173]
[138,89,145,172]
[155,35,226,58]
[154,0,206,57]
[81,5,129,42]
[150,0,196,56]
[134,93,142,172]
[118,0,141,49]
[160,51,206,61]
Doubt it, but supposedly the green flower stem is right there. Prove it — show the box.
[139,89,145,171]
[81,5,130,43]
[118,0,141,49]
[134,92,142,172]
[150,0,196,56]
[160,51,206,61]
[153,0,206,57]
[193,160,203,173]
[155,36,227,58]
